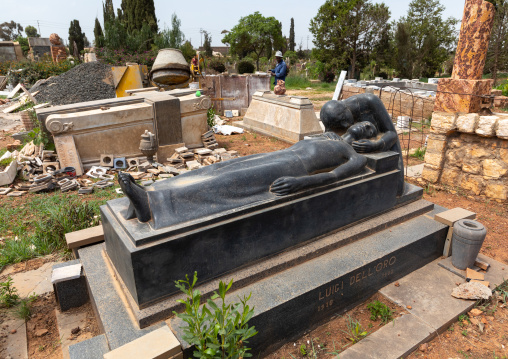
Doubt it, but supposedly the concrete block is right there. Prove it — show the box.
[103,325,181,359]
[113,157,126,169]
[434,208,476,227]
[0,160,18,186]
[0,187,12,195]
[100,154,114,167]
[52,261,89,312]
[42,161,60,174]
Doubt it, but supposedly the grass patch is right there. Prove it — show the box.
[281,74,337,91]
[0,187,119,269]
[410,147,426,161]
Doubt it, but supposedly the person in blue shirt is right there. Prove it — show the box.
[269,51,287,85]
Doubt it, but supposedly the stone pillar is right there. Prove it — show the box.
[424,0,496,184]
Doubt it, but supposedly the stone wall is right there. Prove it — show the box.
[422,112,508,201]
[342,85,435,121]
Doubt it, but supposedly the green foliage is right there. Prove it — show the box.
[120,0,158,34]
[222,12,284,70]
[496,80,508,96]
[16,36,29,56]
[94,17,105,48]
[0,21,23,41]
[343,315,368,343]
[103,0,116,24]
[410,147,426,161]
[180,41,196,63]
[68,20,85,57]
[174,272,257,359]
[238,60,255,74]
[16,293,37,320]
[207,107,216,128]
[284,75,311,89]
[310,0,390,78]
[367,300,393,324]
[155,13,185,49]
[0,277,19,307]
[0,156,13,168]
[25,25,39,38]
[95,47,157,68]
[284,51,298,66]
[299,344,307,356]
[0,60,75,83]
[289,18,296,52]
[0,197,103,268]
[208,58,226,73]
[393,0,459,78]
[203,31,213,57]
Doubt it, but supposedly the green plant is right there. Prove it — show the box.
[462,330,468,337]
[0,157,13,168]
[410,147,426,161]
[16,293,38,320]
[207,106,217,128]
[238,61,255,74]
[241,135,247,141]
[174,272,257,359]
[299,344,307,356]
[367,300,393,324]
[327,340,340,358]
[209,59,226,73]
[0,277,19,307]
[343,316,367,344]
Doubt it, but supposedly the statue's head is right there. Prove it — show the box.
[320,100,354,133]
[346,121,378,140]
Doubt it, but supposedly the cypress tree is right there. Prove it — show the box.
[289,18,295,52]
[103,0,115,25]
[94,17,105,48]
[120,0,158,34]
[68,20,85,57]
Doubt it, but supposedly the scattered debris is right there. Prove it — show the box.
[213,124,245,136]
[451,281,492,300]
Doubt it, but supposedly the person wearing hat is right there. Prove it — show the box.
[269,50,287,85]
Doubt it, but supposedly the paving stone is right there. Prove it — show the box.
[339,313,434,359]
[10,260,62,297]
[65,225,104,250]
[68,334,109,359]
[380,260,473,331]
[434,207,476,226]
[405,164,424,178]
[55,307,90,359]
[0,316,28,359]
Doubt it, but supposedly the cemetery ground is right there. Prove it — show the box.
[0,88,507,358]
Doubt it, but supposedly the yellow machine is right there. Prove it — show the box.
[110,64,149,97]
[190,54,205,87]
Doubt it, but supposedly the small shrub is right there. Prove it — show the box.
[16,293,37,320]
[208,59,226,73]
[238,60,255,74]
[322,71,335,83]
[343,315,368,344]
[367,300,393,324]
[174,272,257,359]
[410,147,426,161]
[0,277,19,308]
[300,343,307,356]
[207,106,216,128]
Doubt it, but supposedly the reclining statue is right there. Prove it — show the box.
[320,93,404,195]
[119,121,378,228]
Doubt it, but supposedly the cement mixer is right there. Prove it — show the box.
[150,48,191,89]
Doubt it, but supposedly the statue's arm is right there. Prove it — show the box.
[271,145,367,196]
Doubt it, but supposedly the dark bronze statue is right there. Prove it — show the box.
[119,122,378,227]
[320,93,404,194]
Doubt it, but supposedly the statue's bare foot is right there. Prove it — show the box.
[118,172,151,223]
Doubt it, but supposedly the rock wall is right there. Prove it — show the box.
[342,85,435,121]
[422,112,508,201]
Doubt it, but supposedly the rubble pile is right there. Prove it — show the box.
[29,62,116,105]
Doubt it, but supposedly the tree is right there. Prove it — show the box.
[289,18,296,52]
[103,0,115,25]
[180,40,195,62]
[310,0,390,79]
[94,17,105,48]
[0,21,23,41]
[393,0,458,78]
[486,0,508,86]
[25,25,39,38]
[16,36,29,56]
[222,12,284,70]
[169,13,185,48]
[83,35,90,48]
[68,20,85,58]
[120,0,158,34]
[203,31,212,57]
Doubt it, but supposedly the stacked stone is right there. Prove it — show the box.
[422,112,508,201]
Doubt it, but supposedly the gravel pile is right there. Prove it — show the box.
[31,62,116,106]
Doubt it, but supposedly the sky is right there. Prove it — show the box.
[3,0,467,49]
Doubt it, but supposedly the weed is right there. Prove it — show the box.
[207,106,216,128]
[343,315,368,344]
[0,276,19,307]
[448,325,455,332]
[458,314,470,324]
[38,344,46,352]
[0,156,13,168]
[174,272,257,359]
[241,135,247,141]
[462,330,468,336]
[16,293,38,320]
[253,134,257,139]
[368,323,373,328]
[410,147,426,161]
[270,137,278,142]
[367,300,393,324]
[327,340,341,358]
[300,344,307,356]
[424,184,435,195]
[494,279,508,304]
[325,331,331,336]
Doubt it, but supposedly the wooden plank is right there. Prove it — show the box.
[53,134,84,176]
[65,225,104,249]
[332,70,347,101]
[2,95,28,114]
[7,83,22,99]
[20,84,37,104]
[442,226,454,257]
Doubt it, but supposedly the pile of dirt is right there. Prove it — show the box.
[30,62,116,106]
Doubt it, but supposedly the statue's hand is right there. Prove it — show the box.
[270,177,303,196]
[352,139,377,153]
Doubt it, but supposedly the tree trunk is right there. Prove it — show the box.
[350,47,357,80]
